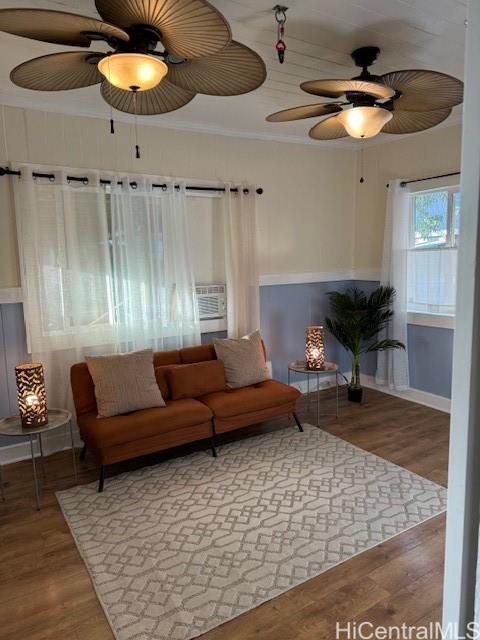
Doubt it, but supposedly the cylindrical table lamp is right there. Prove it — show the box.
[15,363,48,427]
[305,326,325,370]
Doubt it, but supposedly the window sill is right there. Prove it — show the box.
[407,312,455,330]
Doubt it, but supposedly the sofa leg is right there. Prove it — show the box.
[98,465,105,493]
[79,443,87,461]
[292,413,304,432]
[210,438,218,458]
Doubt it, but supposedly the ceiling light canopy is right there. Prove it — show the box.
[97,53,168,92]
[337,106,393,139]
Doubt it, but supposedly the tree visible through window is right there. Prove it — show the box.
[413,191,448,247]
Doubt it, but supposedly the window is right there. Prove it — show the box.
[407,187,460,317]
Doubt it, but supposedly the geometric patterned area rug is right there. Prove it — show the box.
[57,424,447,640]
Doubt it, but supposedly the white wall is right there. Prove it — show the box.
[0,105,358,289]
[354,124,462,274]
[187,195,225,284]
[0,105,463,289]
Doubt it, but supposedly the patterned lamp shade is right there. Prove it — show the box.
[15,363,48,427]
[305,326,325,370]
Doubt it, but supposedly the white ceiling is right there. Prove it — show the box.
[0,0,467,146]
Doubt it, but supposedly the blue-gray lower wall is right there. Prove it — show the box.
[260,280,376,383]
[0,303,30,446]
[0,282,454,447]
[407,324,454,398]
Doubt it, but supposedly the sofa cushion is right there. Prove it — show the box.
[168,360,227,400]
[86,349,166,418]
[154,365,182,401]
[71,362,98,416]
[153,350,181,367]
[78,398,213,449]
[213,331,270,389]
[180,344,216,364]
[199,380,301,419]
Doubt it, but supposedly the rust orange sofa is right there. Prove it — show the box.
[71,343,302,491]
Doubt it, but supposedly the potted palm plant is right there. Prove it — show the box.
[325,286,405,403]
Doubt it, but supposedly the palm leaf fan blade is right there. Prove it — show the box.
[101,78,196,115]
[0,8,129,47]
[10,52,104,91]
[267,103,342,123]
[94,0,231,58]
[167,41,266,96]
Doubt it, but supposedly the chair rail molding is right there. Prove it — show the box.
[0,288,22,304]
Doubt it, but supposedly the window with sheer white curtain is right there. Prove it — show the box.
[13,167,200,409]
[407,185,460,316]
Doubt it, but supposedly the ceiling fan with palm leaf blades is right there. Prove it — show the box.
[267,46,463,141]
[0,0,267,118]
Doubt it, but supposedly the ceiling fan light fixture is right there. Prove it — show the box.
[98,53,168,91]
[337,106,393,139]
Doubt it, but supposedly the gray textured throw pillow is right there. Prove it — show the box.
[85,349,166,418]
[213,331,270,389]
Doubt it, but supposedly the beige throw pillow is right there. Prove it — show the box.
[85,349,166,418]
[213,331,270,389]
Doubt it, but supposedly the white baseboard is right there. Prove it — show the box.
[360,374,451,413]
[290,370,451,414]
[0,425,82,466]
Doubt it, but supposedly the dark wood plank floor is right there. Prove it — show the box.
[0,388,449,640]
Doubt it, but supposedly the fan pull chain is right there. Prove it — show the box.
[359,147,365,184]
[107,54,115,135]
[273,5,288,64]
[133,90,140,159]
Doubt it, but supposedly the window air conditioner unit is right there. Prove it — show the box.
[195,284,227,331]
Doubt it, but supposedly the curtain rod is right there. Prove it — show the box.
[0,167,264,195]
[398,171,461,188]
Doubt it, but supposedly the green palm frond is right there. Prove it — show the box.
[325,286,404,386]
[366,339,405,353]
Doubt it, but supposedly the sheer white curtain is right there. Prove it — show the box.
[375,179,410,391]
[14,167,116,409]
[109,178,200,351]
[13,166,199,411]
[220,186,260,337]
[408,248,457,315]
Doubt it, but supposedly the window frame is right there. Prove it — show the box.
[407,182,460,327]
[408,185,460,252]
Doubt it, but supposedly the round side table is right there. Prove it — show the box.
[0,408,75,510]
[288,361,340,427]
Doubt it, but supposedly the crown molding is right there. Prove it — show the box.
[0,89,357,150]
[0,88,463,151]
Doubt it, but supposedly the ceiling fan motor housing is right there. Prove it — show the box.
[351,46,380,70]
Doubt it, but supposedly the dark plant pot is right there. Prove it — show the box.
[348,386,363,403]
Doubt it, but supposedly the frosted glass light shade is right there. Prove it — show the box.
[98,53,168,92]
[337,106,393,139]
[305,326,325,370]
[15,362,48,427]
